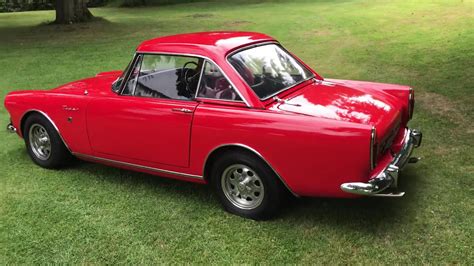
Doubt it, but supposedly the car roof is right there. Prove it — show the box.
[136,31,276,58]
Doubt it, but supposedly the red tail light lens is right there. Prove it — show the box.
[408,88,414,120]
[370,126,377,170]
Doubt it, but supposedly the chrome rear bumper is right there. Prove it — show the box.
[7,122,17,133]
[340,128,422,197]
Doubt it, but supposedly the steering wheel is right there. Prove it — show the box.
[182,61,199,88]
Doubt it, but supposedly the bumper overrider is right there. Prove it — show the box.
[341,128,422,197]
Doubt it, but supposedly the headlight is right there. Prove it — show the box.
[408,88,414,120]
[370,126,377,170]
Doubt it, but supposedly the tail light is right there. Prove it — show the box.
[408,88,414,120]
[370,126,377,170]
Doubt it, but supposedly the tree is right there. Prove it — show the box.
[55,0,93,24]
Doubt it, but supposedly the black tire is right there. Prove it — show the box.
[23,113,73,169]
[210,151,287,220]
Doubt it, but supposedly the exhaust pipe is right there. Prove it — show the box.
[7,123,17,133]
[408,157,421,164]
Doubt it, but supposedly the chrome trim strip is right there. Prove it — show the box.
[129,51,252,108]
[340,128,422,196]
[195,60,245,104]
[226,41,279,58]
[194,60,206,99]
[73,152,203,179]
[114,53,140,94]
[130,54,143,96]
[20,109,72,152]
[195,97,247,104]
[203,143,299,197]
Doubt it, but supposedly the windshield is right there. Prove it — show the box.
[228,44,314,100]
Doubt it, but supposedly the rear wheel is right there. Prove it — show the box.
[210,151,286,220]
[23,113,73,169]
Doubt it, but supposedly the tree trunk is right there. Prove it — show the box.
[55,0,93,24]
[122,0,146,7]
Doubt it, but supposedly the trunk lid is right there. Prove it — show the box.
[274,79,402,140]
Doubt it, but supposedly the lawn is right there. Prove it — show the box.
[1,0,473,264]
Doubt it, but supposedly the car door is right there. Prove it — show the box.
[86,53,203,168]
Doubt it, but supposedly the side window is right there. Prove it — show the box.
[133,54,202,100]
[197,61,242,101]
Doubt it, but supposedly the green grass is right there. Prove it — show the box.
[1,0,473,264]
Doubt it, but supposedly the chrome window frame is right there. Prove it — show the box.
[122,53,202,101]
[225,42,315,101]
[112,53,140,94]
[120,54,143,96]
[194,60,245,103]
[117,51,251,107]
[194,61,206,99]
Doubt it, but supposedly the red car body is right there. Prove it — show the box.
[4,31,422,198]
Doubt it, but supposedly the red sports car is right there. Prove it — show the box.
[5,31,422,219]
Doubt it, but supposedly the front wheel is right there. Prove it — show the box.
[23,113,73,169]
[210,151,287,220]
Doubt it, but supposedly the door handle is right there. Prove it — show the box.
[171,108,193,114]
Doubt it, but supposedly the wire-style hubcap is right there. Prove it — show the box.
[221,164,264,210]
[29,124,51,160]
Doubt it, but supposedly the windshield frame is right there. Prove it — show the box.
[226,42,315,101]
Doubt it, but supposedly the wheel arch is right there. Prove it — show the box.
[20,109,71,152]
[203,144,298,197]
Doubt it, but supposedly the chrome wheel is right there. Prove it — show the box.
[28,123,51,160]
[221,164,264,210]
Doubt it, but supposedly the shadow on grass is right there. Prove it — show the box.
[72,159,213,198]
[69,157,424,232]
[5,141,425,237]
[0,16,117,45]
[40,16,111,26]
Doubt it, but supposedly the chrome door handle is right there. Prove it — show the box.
[171,108,193,113]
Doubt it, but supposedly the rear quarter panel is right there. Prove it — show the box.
[190,103,372,197]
